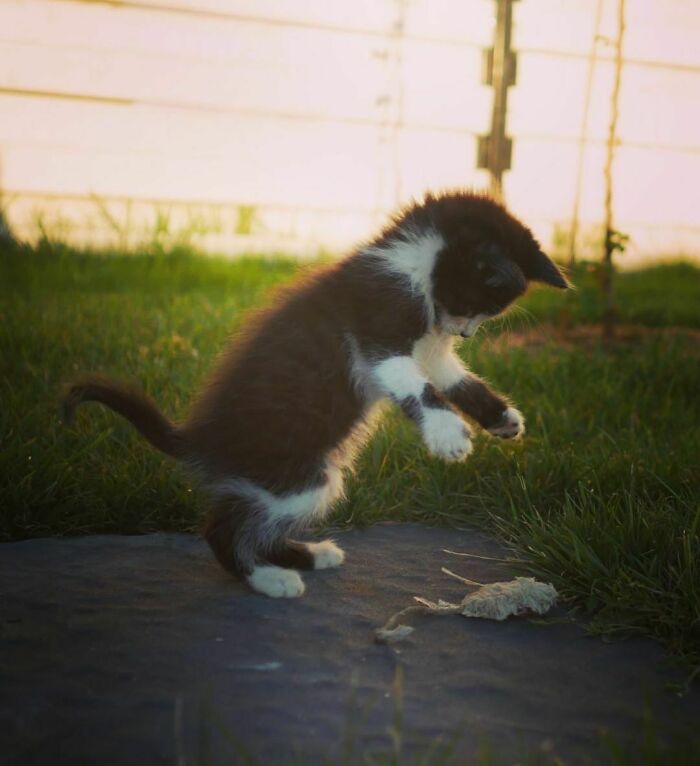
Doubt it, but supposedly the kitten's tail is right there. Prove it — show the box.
[62,375,186,459]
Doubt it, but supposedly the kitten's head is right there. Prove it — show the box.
[404,191,569,336]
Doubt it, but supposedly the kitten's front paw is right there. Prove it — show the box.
[487,407,525,439]
[422,409,473,462]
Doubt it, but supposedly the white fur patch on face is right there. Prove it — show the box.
[247,565,305,598]
[372,355,425,400]
[369,227,444,321]
[488,406,525,439]
[412,333,466,391]
[441,313,490,337]
[307,540,345,569]
[464,314,489,337]
[421,408,473,462]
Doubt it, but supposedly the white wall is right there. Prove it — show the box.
[1,0,699,262]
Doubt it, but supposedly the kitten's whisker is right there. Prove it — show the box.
[508,303,538,331]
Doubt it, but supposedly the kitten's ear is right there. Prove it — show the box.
[526,248,570,289]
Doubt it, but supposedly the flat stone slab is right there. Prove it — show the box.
[1,524,697,765]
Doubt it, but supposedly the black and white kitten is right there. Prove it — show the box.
[64,191,568,598]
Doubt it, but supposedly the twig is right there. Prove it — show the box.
[441,548,526,564]
[440,567,484,587]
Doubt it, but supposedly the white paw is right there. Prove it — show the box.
[488,406,525,439]
[422,409,473,462]
[247,566,305,598]
[307,540,345,570]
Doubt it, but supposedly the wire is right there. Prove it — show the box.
[8,189,700,235]
[0,86,482,137]
[516,131,700,157]
[519,45,700,76]
[3,86,698,157]
[36,0,700,75]
[3,188,379,216]
[44,0,485,50]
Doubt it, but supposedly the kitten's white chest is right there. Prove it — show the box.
[412,330,456,378]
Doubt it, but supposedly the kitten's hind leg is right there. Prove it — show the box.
[203,495,252,578]
[266,539,345,570]
[205,470,345,597]
[203,494,306,598]
[307,540,345,569]
[247,564,305,598]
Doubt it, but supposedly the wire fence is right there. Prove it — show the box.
[1,0,699,261]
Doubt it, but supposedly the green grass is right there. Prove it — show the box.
[514,259,700,329]
[1,240,699,676]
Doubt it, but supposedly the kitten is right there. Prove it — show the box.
[64,191,568,598]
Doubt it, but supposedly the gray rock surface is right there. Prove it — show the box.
[1,524,698,765]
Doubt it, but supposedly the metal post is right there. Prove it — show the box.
[478,0,517,200]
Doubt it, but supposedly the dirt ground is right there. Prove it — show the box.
[1,524,698,765]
